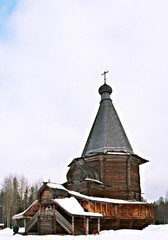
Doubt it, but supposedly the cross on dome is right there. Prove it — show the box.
[101,71,109,84]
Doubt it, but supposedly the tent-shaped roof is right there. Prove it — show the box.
[82,83,133,157]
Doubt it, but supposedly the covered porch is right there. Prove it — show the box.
[13,197,103,235]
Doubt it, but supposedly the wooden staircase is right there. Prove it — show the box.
[55,209,72,234]
[25,211,39,233]
[25,209,83,235]
[55,209,83,235]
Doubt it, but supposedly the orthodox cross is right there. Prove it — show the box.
[101,71,109,84]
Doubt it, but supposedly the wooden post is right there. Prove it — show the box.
[86,218,89,235]
[84,217,89,235]
[106,203,108,215]
[138,204,140,216]
[114,204,118,217]
[37,217,40,235]
[72,216,74,235]
[97,218,100,233]
[53,206,56,234]
[100,203,102,214]
[145,205,147,217]
[24,219,26,228]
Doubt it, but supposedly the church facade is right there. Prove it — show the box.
[65,80,147,202]
[13,75,154,235]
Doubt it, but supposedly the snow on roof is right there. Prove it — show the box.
[85,178,104,184]
[68,190,147,205]
[12,200,38,220]
[47,182,67,191]
[54,197,102,217]
[45,182,150,205]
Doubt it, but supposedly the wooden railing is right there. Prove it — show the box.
[25,211,39,233]
[80,200,153,219]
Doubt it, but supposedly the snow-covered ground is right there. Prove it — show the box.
[1,225,168,240]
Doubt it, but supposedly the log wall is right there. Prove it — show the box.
[84,154,142,200]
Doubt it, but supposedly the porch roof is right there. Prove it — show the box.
[54,197,103,217]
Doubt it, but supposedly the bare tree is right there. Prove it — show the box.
[3,175,13,227]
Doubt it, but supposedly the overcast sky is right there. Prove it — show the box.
[0,0,168,202]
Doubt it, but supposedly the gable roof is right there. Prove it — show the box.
[12,200,39,219]
[37,182,69,200]
[82,83,133,157]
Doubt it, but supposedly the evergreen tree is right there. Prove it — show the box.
[0,174,41,227]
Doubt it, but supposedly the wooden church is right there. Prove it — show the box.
[13,73,154,235]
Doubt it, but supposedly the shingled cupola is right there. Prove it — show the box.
[82,81,133,157]
[64,73,148,201]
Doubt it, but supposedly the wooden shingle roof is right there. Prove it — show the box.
[82,83,133,157]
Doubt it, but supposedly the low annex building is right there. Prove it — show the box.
[13,181,153,235]
[13,74,154,235]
